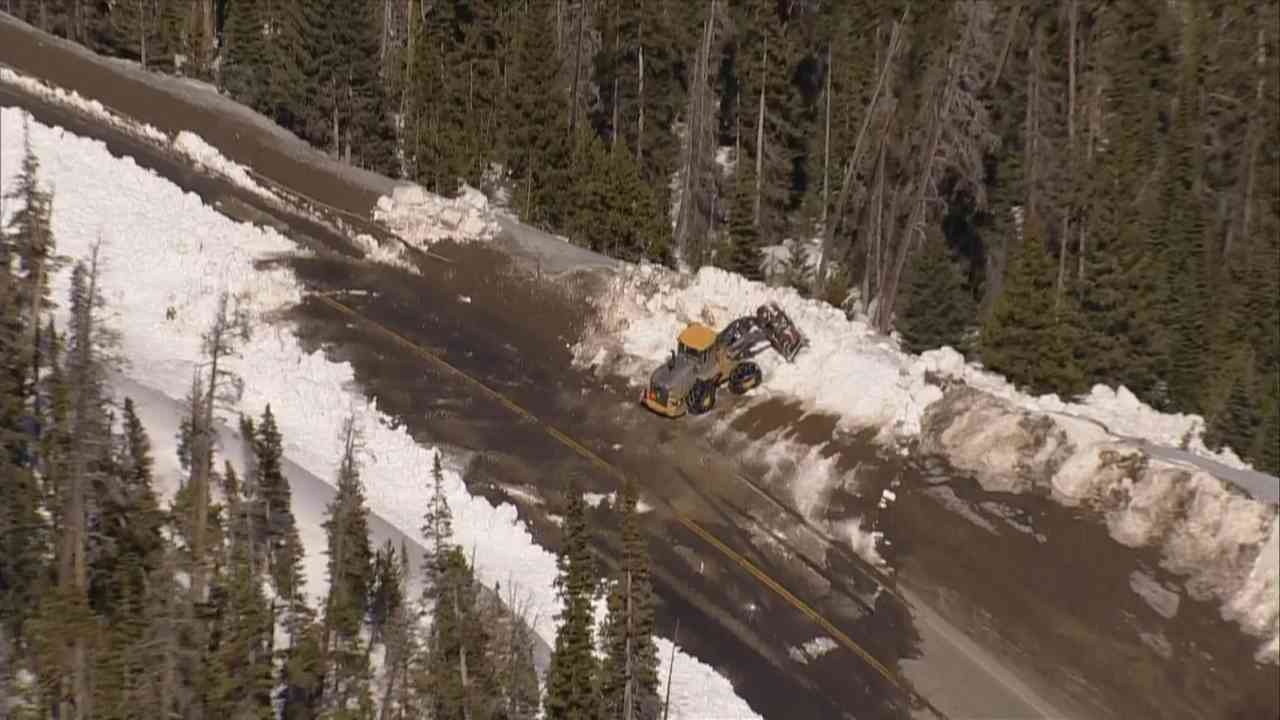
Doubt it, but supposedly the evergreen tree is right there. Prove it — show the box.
[1251,381,1280,475]
[319,418,376,714]
[302,0,396,174]
[505,0,574,230]
[255,404,306,609]
[1205,348,1260,457]
[376,541,421,719]
[89,396,166,621]
[220,0,271,112]
[897,229,977,355]
[421,449,455,606]
[597,480,660,720]
[981,212,1086,399]
[724,162,763,280]
[543,482,600,719]
[207,462,276,720]
[426,546,501,720]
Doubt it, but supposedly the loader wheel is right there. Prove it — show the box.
[687,380,716,415]
[729,362,762,394]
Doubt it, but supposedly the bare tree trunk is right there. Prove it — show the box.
[1236,27,1267,257]
[815,7,907,294]
[1025,18,1039,218]
[1079,15,1092,281]
[752,34,767,227]
[989,4,1021,91]
[454,584,472,720]
[623,569,634,720]
[661,618,679,720]
[569,1,585,136]
[1056,0,1076,307]
[862,144,886,316]
[637,44,646,165]
[822,43,832,227]
[140,0,148,71]
[877,38,960,334]
[674,0,717,261]
[402,0,417,178]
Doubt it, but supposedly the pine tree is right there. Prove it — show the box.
[220,0,271,112]
[207,462,276,720]
[303,0,397,174]
[981,211,1085,398]
[505,0,574,230]
[1205,348,1259,457]
[254,404,306,610]
[1251,381,1280,475]
[897,229,977,355]
[319,417,376,714]
[421,449,455,606]
[724,162,763,280]
[426,546,501,720]
[376,541,421,719]
[543,482,600,719]
[597,480,660,720]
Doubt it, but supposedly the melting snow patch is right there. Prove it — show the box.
[1129,570,1181,619]
[879,489,897,509]
[786,635,840,664]
[583,492,615,508]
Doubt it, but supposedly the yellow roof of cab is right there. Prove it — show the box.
[678,323,717,351]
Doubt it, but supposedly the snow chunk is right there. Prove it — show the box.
[374,182,500,248]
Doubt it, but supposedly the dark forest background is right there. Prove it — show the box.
[5,0,1277,473]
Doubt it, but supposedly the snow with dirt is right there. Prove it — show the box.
[574,261,1279,664]
[0,106,764,719]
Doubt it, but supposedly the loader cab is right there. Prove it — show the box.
[676,323,717,363]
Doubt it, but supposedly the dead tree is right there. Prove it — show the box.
[813,4,909,297]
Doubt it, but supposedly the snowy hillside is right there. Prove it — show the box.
[571,262,1280,664]
[0,104,763,719]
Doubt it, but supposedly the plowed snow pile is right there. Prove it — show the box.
[0,106,762,720]
[373,183,500,247]
[575,261,1280,664]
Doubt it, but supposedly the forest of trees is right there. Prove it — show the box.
[1,119,664,718]
[4,0,1275,472]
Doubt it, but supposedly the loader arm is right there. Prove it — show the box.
[717,302,808,363]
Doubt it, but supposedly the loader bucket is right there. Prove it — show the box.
[755,302,807,362]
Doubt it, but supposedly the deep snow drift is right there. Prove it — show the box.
[573,262,1279,664]
[0,105,763,719]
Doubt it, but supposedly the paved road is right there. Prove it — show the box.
[4,11,1277,720]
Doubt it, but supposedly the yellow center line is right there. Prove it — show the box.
[311,292,939,715]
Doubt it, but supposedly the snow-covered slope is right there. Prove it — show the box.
[0,105,763,720]
[573,262,1280,664]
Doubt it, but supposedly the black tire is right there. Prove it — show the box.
[687,380,717,415]
[729,362,762,394]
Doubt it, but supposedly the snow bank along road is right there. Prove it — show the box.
[4,11,1277,720]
